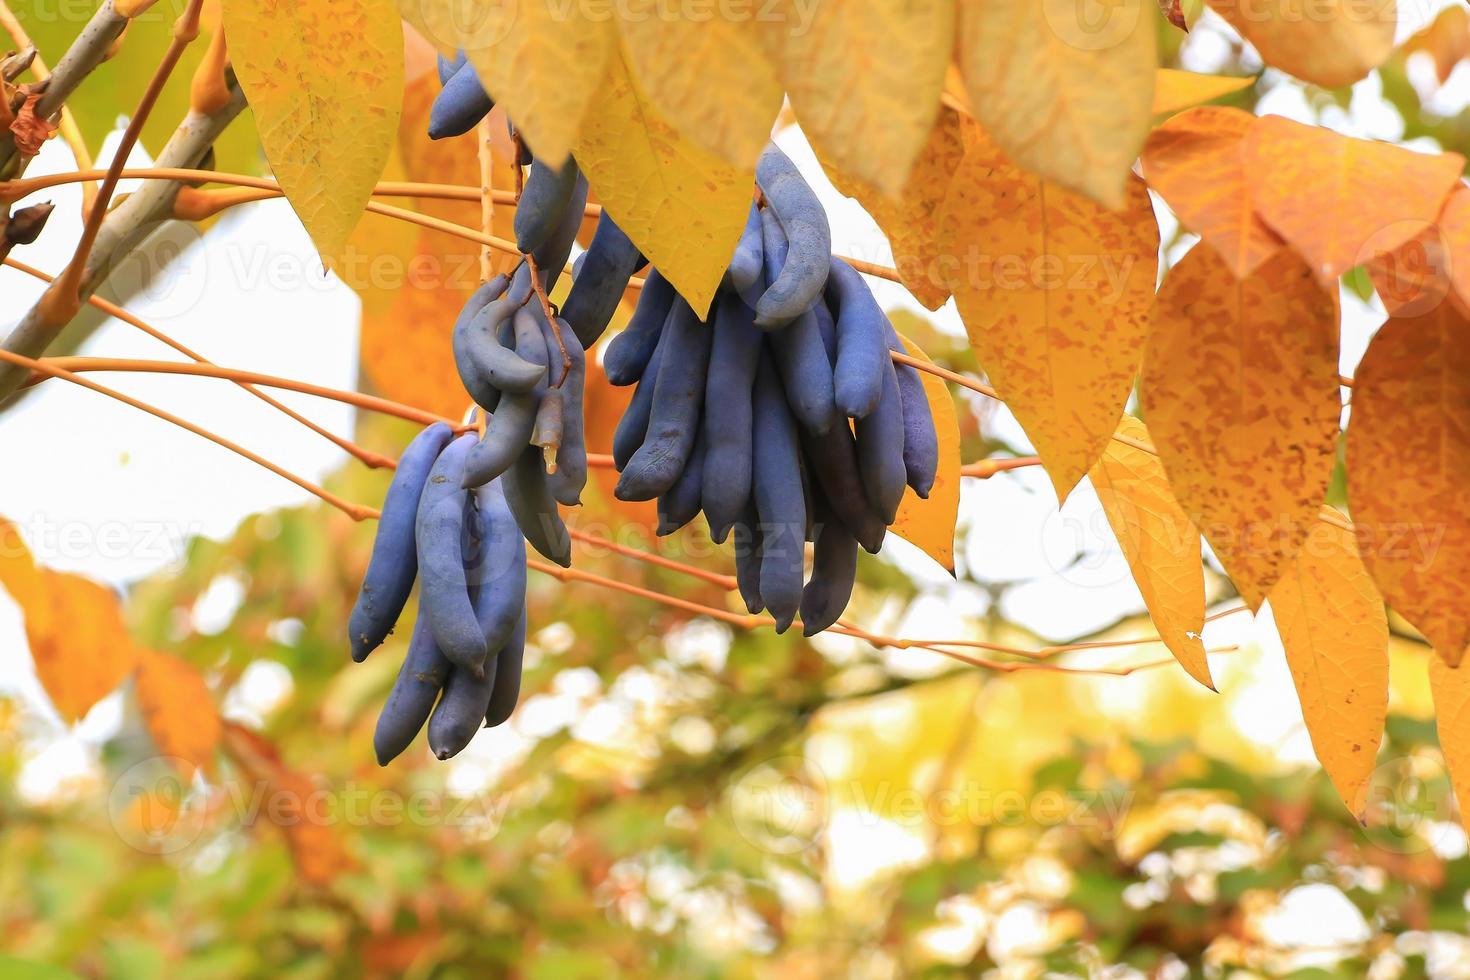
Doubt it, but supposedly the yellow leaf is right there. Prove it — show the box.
[889,335,960,574]
[1205,0,1395,88]
[940,125,1159,502]
[1151,68,1255,116]
[1268,512,1389,817]
[616,7,781,169]
[223,0,403,271]
[1430,655,1470,839]
[1088,416,1212,690]
[572,48,752,319]
[1347,303,1470,667]
[135,649,222,776]
[1142,106,1284,279]
[765,0,953,193]
[404,0,613,168]
[959,0,1157,209]
[1143,246,1340,610]
[1246,114,1465,282]
[820,106,969,311]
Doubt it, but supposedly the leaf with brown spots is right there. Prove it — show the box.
[1088,415,1212,690]
[1268,512,1389,817]
[1348,304,1470,666]
[958,0,1156,209]
[1205,0,1396,87]
[939,124,1159,502]
[135,649,221,776]
[1142,106,1283,278]
[1142,246,1340,609]
[1246,115,1465,282]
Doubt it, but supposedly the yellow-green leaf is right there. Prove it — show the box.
[765,0,953,193]
[959,0,1157,208]
[403,0,613,169]
[889,335,960,574]
[224,0,403,271]
[1268,512,1389,817]
[1142,246,1340,610]
[571,48,752,319]
[940,124,1159,502]
[1088,416,1212,690]
[617,7,780,169]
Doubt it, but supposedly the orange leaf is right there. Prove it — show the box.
[1088,415,1212,690]
[940,124,1159,502]
[1246,115,1465,282]
[889,335,960,574]
[584,356,659,533]
[1142,246,1340,609]
[1402,4,1470,86]
[1142,106,1283,278]
[1268,511,1389,817]
[1347,303,1470,666]
[1366,222,1454,318]
[1434,184,1470,313]
[1430,655,1470,839]
[1205,0,1396,87]
[134,649,221,775]
[1150,69,1254,117]
[820,106,969,311]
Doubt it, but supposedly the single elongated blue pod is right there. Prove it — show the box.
[605,269,673,385]
[373,618,452,765]
[752,351,806,632]
[532,171,588,294]
[562,212,644,348]
[616,297,712,501]
[826,257,889,419]
[761,209,839,434]
[612,334,665,470]
[800,496,858,636]
[515,158,581,254]
[416,434,490,674]
[884,326,940,499]
[854,357,907,525]
[485,612,527,727]
[535,308,588,507]
[657,430,705,536]
[502,444,572,567]
[462,305,549,488]
[727,203,764,306]
[701,290,761,542]
[753,143,830,328]
[429,60,494,140]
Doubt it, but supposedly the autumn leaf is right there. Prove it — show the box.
[616,8,780,170]
[1151,69,1254,117]
[1402,4,1470,86]
[764,0,953,194]
[1142,246,1340,610]
[0,520,139,723]
[959,0,1157,208]
[1142,106,1283,278]
[940,125,1159,502]
[889,336,960,574]
[1246,115,1465,282]
[223,0,403,271]
[1347,304,1470,667]
[820,106,970,311]
[584,355,659,533]
[1088,415,1212,690]
[1205,0,1396,87]
[134,649,222,776]
[1430,655,1470,838]
[571,48,752,319]
[1268,512,1389,817]
[403,0,612,169]
[1366,223,1454,318]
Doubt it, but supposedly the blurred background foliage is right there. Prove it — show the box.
[2,3,1470,978]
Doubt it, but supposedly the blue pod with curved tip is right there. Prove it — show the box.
[429,61,494,140]
[800,497,858,636]
[503,444,572,567]
[855,357,907,525]
[731,501,763,614]
[468,479,527,659]
[657,430,705,536]
[535,308,587,506]
[883,327,939,498]
[532,170,588,294]
[348,421,456,662]
[701,290,761,542]
[562,212,644,348]
[373,618,452,765]
[612,335,664,470]
[752,352,805,632]
[437,51,467,85]
[617,298,712,501]
[799,425,886,554]
[515,158,580,254]
[760,208,838,433]
[427,664,493,760]
[753,143,830,328]
[462,305,548,488]
[453,285,546,412]
[416,434,490,673]
[604,269,673,385]
[826,257,889,419]
[728,203,764,305]
[485,612,527,727]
